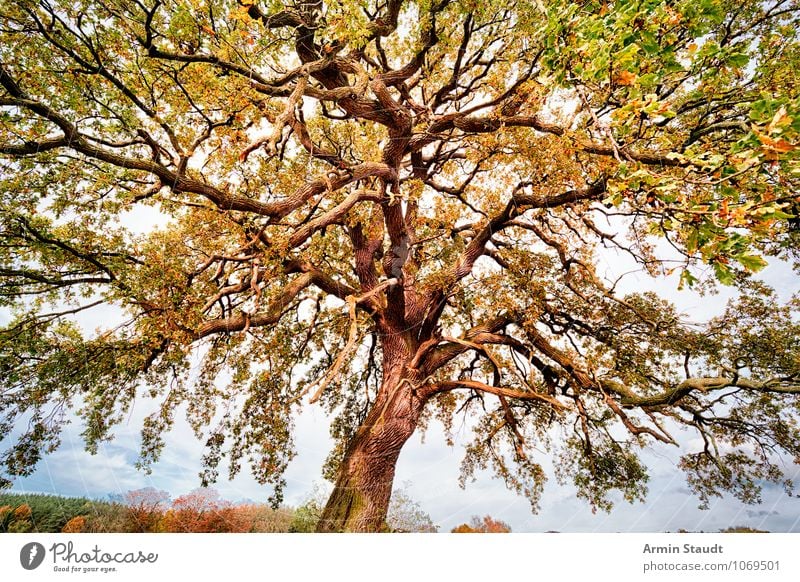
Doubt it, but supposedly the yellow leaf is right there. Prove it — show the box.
[767,106,791,134]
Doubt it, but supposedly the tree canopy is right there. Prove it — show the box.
[1,0,799,531]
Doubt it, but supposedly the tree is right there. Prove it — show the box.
[123,486,170,532]
[0,0,798,533]
[160,487,251,532]
[288,483,327,533]
[451,515,511,533]
[384,484,437,532]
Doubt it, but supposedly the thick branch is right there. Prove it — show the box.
[417,313,515,373]
[605,376,800,408]
[420,112,691,167]
[0,82,395,218]
[0,268,111,289]
[287,188,381,249]
[426,379,566,410]
[195,272,314,338]
[284,258,369,307]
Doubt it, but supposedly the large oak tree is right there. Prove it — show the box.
[1,0,799,532]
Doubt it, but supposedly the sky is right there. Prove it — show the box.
[8,389,800,533]
[4,251,800,533]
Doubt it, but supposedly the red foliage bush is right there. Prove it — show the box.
[451,515,512,533]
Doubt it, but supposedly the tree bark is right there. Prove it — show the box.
[317,337,425,532]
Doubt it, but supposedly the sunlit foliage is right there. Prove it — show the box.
[1,0,798,531]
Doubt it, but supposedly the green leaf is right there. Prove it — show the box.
[727,53,750,68]
[685,229,700,254]
[737,254,768,273]
[713,261,736,285]
[714,261,736,285]
[678,269,698,290]
[639,31,660,55]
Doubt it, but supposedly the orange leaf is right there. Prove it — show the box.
[755,129,797,154]
[614,70,637,86]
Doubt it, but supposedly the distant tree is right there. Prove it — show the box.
[289,483,332,533]
[719,526,768,533]
[451,515,512,533]
[8,503,34,533]
[106,492,125,505]
[0,502,34,533]
[237,503,294,533]
[1,0,799,533]
[83,501,135,533]
[123,487,170,532]
[123,486,171,507]
[385,485,438,532]
[159,487,250,532]
[0,492,97,532]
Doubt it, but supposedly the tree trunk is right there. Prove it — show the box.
[317,345,425,532]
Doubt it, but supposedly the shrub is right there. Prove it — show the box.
[62,515,86,533]
[158,488,251,533]
[82,503,134,533]
[451,515,512,533]
[123,488,170,532]
[237,504,294,533]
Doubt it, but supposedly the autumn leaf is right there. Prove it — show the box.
[737,254,768,273]
[766,105,792,134]
[755,130,797,154]
[614,70,637,86]
[1,0,799,535]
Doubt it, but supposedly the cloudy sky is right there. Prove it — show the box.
[5,253,800,533]
[9,389,800,533]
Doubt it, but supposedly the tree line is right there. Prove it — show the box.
[2,488,768,533]
[0,485,445,533]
